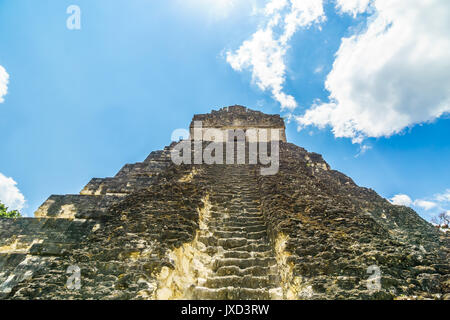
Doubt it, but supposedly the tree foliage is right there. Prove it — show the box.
[0,201,21,218]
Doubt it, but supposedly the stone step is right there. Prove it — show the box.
[216,265,277,277]
[220,217,265,224]
[210,188,258,191]
[210,220,266,228]
[211,198,259,203]
[221,210,262,215]
[210,211,262,217]
[211,188,257,190]
[223,250,272,259]
[198,236,265,248]
[210,205,261,211]
[227,204,260,209]
[193,287,271,300]
[217,238,247,249]
[222,216,265,222]
[205,275,277,289]
[214,225,267,233]
[211,208,261,214]
[214,230,267,240]
[192,168,282,300]
[211,213,263,220]
[213,257,276,270]
[209,191,258,196]
[233,243,272,252]
[198,236,218,247]
[219,237,268,249]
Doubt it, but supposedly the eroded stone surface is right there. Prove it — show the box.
[0,106,448,300]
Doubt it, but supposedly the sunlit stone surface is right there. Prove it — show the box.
[0,106,448,300]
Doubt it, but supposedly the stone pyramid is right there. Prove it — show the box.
[0,106,448,300]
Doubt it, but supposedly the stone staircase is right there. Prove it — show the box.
[192,164,282,300]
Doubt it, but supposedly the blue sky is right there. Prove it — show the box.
[0,0,449,221]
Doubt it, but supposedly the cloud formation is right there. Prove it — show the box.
[0,173,26,212]
[390,188,450,222]
[0,65,9,103]
[296,0,450,143]
[414,200,438,211]
[335,0,371,17]
[390,194,412,207]
[390,194,439,211]
[226,0,325,111]
[435,189,450,203]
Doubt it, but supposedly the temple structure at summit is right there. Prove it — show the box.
[190,106,287,142]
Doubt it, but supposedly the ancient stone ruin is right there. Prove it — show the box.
[190,105,287,142]
[0,105,448,300]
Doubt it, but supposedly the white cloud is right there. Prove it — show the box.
[390,194,439,211]
[390,190,450,223]
[435,189,450,202]
[413,199,437,211]
[296,0,450,143]
[335,0,371,17]
[0,173,26,212]
[355,144,372,157]
[314,65,324,74]
[226,0,325,111]
[0,65,9,103]
[390,194,412,206]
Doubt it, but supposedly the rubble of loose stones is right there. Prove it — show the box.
[258,142,449,299]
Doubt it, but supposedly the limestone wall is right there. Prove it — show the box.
[189,127,287,142]
[189,106,287,142]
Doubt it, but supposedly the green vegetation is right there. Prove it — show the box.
[0,201,21,218]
